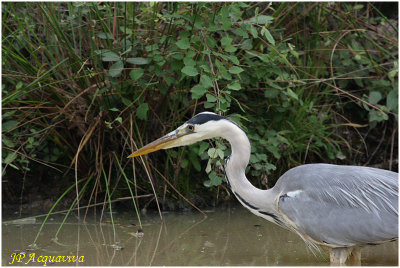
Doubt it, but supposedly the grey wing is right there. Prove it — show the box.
[275,164,398,247]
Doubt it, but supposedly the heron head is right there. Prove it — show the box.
[128,112,227,158]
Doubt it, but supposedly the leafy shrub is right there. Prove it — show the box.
[2,2,397,210]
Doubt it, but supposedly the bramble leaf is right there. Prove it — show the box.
[228,66,244,74]
[182,66,199,77]
[176,38,190,49]
[126,57,149,65]
[191,84,206,99]
[130,68,144,81]
[108,61,124,77]
[136,103,149,120]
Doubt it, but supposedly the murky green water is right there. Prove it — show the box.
[2,206,398,266]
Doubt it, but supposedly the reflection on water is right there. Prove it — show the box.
[2,206,398,266]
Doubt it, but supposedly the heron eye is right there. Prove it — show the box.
[187,124,195,132]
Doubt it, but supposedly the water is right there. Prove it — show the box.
[3,206,398,266]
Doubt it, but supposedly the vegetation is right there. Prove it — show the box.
[2,2,398,215]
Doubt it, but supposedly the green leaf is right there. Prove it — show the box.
[248,15,274,25]
[199,64,211,73]
[108,107,119,112]
[215,59,226,73]
[386,89,398,112]
[126,57,149,65]
[286,88,298,101]
[207,148,217,158]
[249,25,258,38]
[183,57,196,67]
[9,163,19,170]
[221,36,236,52]
[289,49,299,59]
[369,109,388,123]
[206,37,217,48]
[261,27,275,46]
[198,142,210,155]
[229,55,240,65]
[102,51,120,62]
[205,160,212,173]
[256,153,267,161]
[353,4,364,10]
[16,81,23,90]
[176,38,190,49]
[171,52,184,60]
[200,74,213,89]
[2,110,16,119]
[180,158,189,168]
[98,32,113,39]
[216,148,224,159]
[224,44,237,53]
[212,51,229,61]
[228,81,241,91]
[208,171,223,186]
[191,84,206,99]
[108,61,124,77]
[130,68,144,81]
[221,36,232,47]
[3,120,19,132]
[266,145,281,159]
[219,6,232,30]
[119,26,133,34]
[136,103,149,120]
[206,93,217,102]
[264,88,280,98]
[265,162,276,171]
[181,66,199,77]
[2,136,15,148]
[189,152,201,172]
[368,91,382,105]
[4,152,17,164]
[122,97,132,106]
[253,163,263,170]
[388,69,397,82]
[115,117,123,124]
[220,71,232,80]
[250,154,259,164]
[241,39,253,50]
[228,66,244,74]
[233,27,249,38]
[204,102,215,109]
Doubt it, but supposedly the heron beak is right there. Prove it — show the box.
[128,128,187,158]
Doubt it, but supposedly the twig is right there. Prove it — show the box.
[364,123,387,166]
[135,155,163,220]
[201,30,221,113]
[3,147,63,172]
[303,134,314,164]
[389,121,397,171]
[72,114,102,219]
[151,162,207,217]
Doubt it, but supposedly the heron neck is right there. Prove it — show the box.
[221,123,273,210]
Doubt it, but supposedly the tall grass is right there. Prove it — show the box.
[2,2,397,218]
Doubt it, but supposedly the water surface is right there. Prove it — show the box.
[3,206,398,266]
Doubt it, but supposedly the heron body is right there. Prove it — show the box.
[129,112,398,265]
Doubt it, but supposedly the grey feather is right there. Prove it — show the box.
[276,164,398,246]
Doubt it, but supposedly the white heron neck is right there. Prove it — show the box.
[220,121,274,211]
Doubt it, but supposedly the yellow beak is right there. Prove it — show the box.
[128,129,187,158]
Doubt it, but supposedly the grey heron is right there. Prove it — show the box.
[129,112,398,265]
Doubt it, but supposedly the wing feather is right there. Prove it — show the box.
[275,164,398,246]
